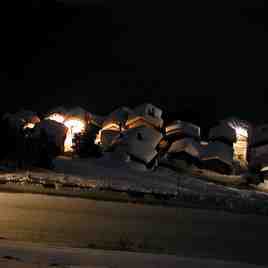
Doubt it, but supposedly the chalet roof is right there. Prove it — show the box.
[103,106,134,129]
[126,114,164,129]
[117,125,163,164]
[133,103,163,119]
[165,120,200,139]
[48,106,89,120]
[168,138,202,159]
[100,129,121,147]
[201,141,234,167]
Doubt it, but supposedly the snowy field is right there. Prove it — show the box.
[0,155,179,196]
[2,155,268,216]
[0,240,266,268]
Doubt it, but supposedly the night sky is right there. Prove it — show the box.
[0,1,266,131]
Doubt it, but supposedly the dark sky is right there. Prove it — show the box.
[0,0,266,129]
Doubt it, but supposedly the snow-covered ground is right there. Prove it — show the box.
[0,155,178,195]
[2,155,268,215]
[52,155,179,195]
[0,240,265,268]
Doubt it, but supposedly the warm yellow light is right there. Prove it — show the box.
[47,113,65,124]
[95,123,121,145]
[234,126,248,138]
[63,118,85,152]
[229,123,248,163]
[46,113,86,152]
[95,132,101,144]
[23,123,35,129]
[261,166,268,172]
[102,123,120,131]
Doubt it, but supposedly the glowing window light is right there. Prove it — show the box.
[228,122,248,163]
[261,166,268,172]
[234,126,248,138]
[95,132,101,144]
[63,118,85,152]
[46,113,86,152]
[23,123,35,129]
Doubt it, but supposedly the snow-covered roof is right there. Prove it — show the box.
[103,106,134,129]
[201,141,234,166]
[48,106,89,120]
[133,103,163,119]
[126,114,164,129]
[100,129,121,147]
[168,138,202,159]
[165,120,200,139]
[117,125,163,164]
